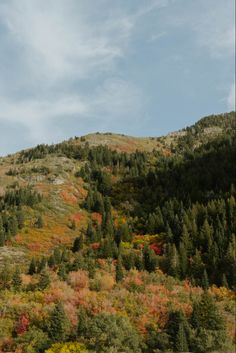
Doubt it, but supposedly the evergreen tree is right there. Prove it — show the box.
[37,257,47,273]
[181,223,192,255]
[28,257,37,275]
[12,267,22,290]
[0,217,5,241]
[143,244,158,273]
[175,323,189,352]
[167,243,180,277]
[77,307,89,338]
[16,210,24,229]
[35,215,44,228]
[201,269,209,289]
[38,269,50,290]
[190,249,204,284]
[0,262,12,289]
[48,254,56,268]
[179,242,188,278]
[221,273,229,288]
[53,248,61,265]
[8,215,18,236]
[48,302,69,342]
[191,291,224,331]
[72,236,83,252]
[115,256,124,282]
[58,264,67,281]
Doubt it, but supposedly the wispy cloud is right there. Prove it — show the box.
[0,0,167,150]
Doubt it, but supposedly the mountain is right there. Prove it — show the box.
[0,112,235,352]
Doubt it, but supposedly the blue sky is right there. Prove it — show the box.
[0,0,235,155]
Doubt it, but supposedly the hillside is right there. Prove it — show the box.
[0,112,235,352]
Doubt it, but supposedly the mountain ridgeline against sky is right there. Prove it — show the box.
[0,112,235,352]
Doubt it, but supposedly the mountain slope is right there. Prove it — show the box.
[0,112,235,352]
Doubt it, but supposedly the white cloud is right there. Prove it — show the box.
[227,83,235,111]
[0,0,129,83]
[0,0,166,148]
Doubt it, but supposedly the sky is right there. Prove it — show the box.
[0,0,235,156]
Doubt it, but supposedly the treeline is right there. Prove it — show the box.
[18,140,148,176]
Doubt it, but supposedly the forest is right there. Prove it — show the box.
[0,112,235,352]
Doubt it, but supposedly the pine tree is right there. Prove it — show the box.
[72,236,83,252]
[179,242,188,278]
[181,223,192,255]
[191,291,224,331]
[200,219,213,252]
[86,221,95,243]
[201,269,209,289]
[175,323,189,352]
[38,269,50,290]
[58,264,67,281]
[166,223,174,243]
[48,302,69,342]
[77,307,89,338]
[115,256,124,282]
[0,262,12,289]
[28,257,37,275]
[221,273,229,288]
[0,231,5,247]
[16,210,24,229]
[143,244,158,273]
[35,215,44,228]
[8,215,18,236]
[48,254,56,268]
[53,248,61,265]
[12,267,22,290]
[101,237,113,258]
[167,244,180,277]
[37,257,47,273]
[190,249,204,284]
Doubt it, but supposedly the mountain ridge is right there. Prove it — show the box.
[1,111,234,159]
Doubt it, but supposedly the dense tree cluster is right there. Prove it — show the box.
[0,186,42,246]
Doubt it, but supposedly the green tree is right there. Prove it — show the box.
[38,268,51,290]
[28,257,37,275]
[191,291,224,331]
[82,313,143,353]
[201,269,209,289]
[58,264,67,281]
[175,323,189,352]
[143,244,158,272]
[12,267,22,290]
[72,236,83,252]
[47,302,69,342]
[35,214,44,228]
[115,256,124,282]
